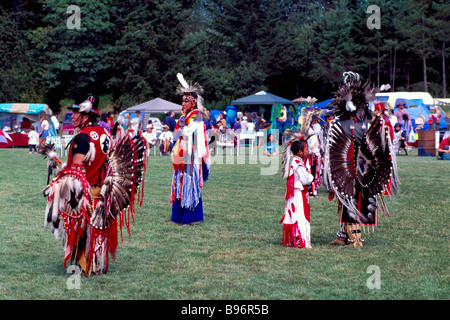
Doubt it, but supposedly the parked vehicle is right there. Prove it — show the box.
[62,112,74,135]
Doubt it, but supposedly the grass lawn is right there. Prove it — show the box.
[0,146,448,300]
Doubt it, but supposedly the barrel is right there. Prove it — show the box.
[417,130,436,156]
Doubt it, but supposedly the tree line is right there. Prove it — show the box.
[0,0,448,113]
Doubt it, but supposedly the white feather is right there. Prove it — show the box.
[51,182,61,227]
[79,100,92,113]
[177,73,189,89]
[116,115,125,125]
[84,142,96,165]
[346,100,356,112]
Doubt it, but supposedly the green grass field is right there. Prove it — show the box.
[0,147,448,300]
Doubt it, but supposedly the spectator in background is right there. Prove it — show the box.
[21,117,32,131]
[124,113,131,132]
[51,112,60,134]
[142,124,157,156]
[218,112,227,128]
[240,116,248,133]
[389,108,398,127]
[129,117,139,137]
[233,118,241,135]
[437,133,450,160]
[159,125,173,155]
[394,100,412,132]
[246,118,255,133]
[106,112,115,128]
[164,110,177,132]
[255,111,266,146]
[393,122,408,155]
[135,110,144,135]
[400,113,413,151]
[255,112,266,132]
[263,133,279,156]
[99,113,111,132]
[38,112,49,149]
[28,126,39,154]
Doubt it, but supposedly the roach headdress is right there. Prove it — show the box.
[328,71,377,121]
[281,129,308,180]
[177,73,205,112]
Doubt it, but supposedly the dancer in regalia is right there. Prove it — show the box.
[301,108,323,197]
[324,72,399,247]
[169,74,211,225]
[280,130,314,249]
[40,97,147,276]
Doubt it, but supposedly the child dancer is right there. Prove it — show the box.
[280,132,314,249]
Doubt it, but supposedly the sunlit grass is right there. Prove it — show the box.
[0,147,448,300]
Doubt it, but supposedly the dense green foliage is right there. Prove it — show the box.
[0,0,448,112]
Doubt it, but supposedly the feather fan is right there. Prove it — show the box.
[39,142,64,184]
[90,134,147,230]
[356,116,394,195]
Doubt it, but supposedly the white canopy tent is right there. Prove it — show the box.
[123,98,182,115]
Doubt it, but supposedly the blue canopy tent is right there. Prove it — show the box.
[231,91,294,137]
[231,91,294,106]
[394,98,448,131]
[311,98,333,109]
[209,110,223,125]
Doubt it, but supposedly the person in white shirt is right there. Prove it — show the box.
[389,109,398,127]
[28,126,39,154]
[38,112,50,149]
[240,116,248,133]
[51,113,60,134]
[142,124,157,155]
[246,120,255,132]
[159,125,173,155]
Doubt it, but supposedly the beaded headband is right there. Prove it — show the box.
[182,95,197,103]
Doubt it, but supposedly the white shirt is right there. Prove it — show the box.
[159,130,173,142]
[240,120,248,133]
[390,115,398,126]
[142,131,156,145]
[41,120,49,131]
[51,116,60,130]
[246,122,255,132]
[28,130,39,145]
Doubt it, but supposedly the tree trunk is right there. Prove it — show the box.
[389,47,392,88]
[421,17,428,92]
[442,27,447,98]
[393,46,396,91]
[407,68,410,91]
[422,53,428,92]
[377,42,380,89]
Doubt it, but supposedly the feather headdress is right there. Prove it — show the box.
[176,73,205,112]
[329,71,377,121]
[300,108,323,134]
[281,106,321,179]
[281,129,308,179]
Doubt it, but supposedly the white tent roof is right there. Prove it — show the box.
[125,98,182,114]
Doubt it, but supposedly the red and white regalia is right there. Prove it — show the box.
[42,118,147,276]
[280,156,314,248]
